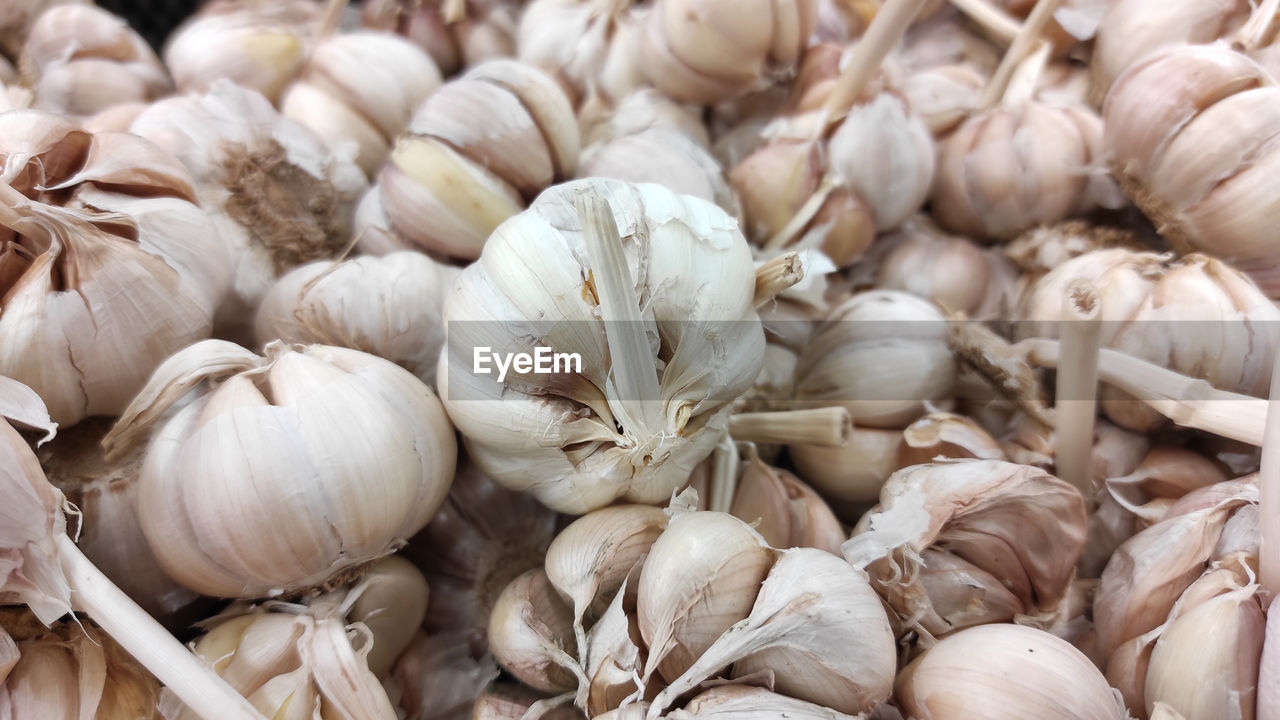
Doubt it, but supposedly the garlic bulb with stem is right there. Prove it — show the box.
[0,375,264,720]
[363,0,519,77]
[101,340,457,599]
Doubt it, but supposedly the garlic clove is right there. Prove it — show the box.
[668,684,870,719]
[789,425,904,506]
[729,455,845,553]
[464,59,581,180]
[488,569,582,695]
[281,82,389,178]
[345,556,430,678]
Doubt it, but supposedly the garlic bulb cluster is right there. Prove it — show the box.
[440,178,764,514]
[488,502,897,717]
[282,31,443,177]
[1019,248,1280,431]
[1103,43,1280,296]
[18,4,170,117]
[0,112,231,426]
[102,340,457,598]
[374,59,579,261]
[0,609,162,719]
[255,251,458,385]
[844,460,1089,643]
[363,0,520,77]
[130,80,367,336]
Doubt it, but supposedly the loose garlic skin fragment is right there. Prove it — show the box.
[102,341,457,599]
[896,624,1128,720]
[18,4,170,117]
[440,178,764,514]
[376,59,579,261]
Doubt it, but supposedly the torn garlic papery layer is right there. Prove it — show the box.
[0,111,231,426]
[101,340,457,599]
[130,80,368,338]
[254,251,458,385]
[18,4,170,117]
[439,178,765,514]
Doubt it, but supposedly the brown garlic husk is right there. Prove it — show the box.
[362,0,519,77]
[19,4,170,117]
[374,58,580,260]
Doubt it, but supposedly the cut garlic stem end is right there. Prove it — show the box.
[978,0,1065,109]
[1234,0,1280,51]
[708,437,740,514]
[729,407,853,447]
[1053,280,1101,498]
[574,191,664,443]
[753,252,805,308]
[948,0,1021,46]
[1019,338,1267,445]
[55,534,265,720]
[1257,349,1280,595]
[821,0,932,128]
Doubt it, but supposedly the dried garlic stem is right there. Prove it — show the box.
[1259,351,1280,595]
[977,0,1064,109]
[1053,281,1100,497]
[1020,338,1267,445]
[729,408,853,447]
[575,192,664,441]
[948,0,1021,45]
[753,252,805,307]
[708,438,740,514]
[1234,0,1280,51]
[56,535,264,720]
[822,0,932,127]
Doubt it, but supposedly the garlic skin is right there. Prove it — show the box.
[130,80,368,337]
[19,4,170,117]
[896,623,1128,720]
[1018,248,1280,431]
[376,59,579,261]
[1104,43,1280,295]
[363,0,519,77]
[254,252,458,385]
[638,0,818,105]
[282,31,443,177]
[440,178,765,514]
[102,340,457,599]
[0,112,231,426]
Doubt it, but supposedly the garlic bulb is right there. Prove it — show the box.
[130,80,368,337]
[637,0,818,105]
[1018,248,1280,431]
[19,4,170,117]
[845,460,1088,642]
[363,0,519,77]
[375,58,579,260]
[0,112,231,426]
[0,610,162,719]
[254,251,458,385]
[0,0,83,58]
[518,0,646,106]
[896,623,1128,720]
[1103,43,1280,296]
[439,178,764,514]
[102,340,457,598]
[163,0,319,103]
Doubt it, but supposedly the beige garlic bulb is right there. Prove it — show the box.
[375,58,579,261]
[282,31,443,177]
[1019,248,1280,431]
[254,251,458,385]
[0,112,231,426]
[363,0,519,77]
[101,340,457,598]
[18,4,170,117]
[440,178,764,514]
[130,80,367,337]
[1104,43,1280,295]
[896,623,1128,720]
[0,610,162,719]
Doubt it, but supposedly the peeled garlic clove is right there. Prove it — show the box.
[101,341,456,598]
[489,569,582,694]
[729,456,845,553]
[254,251,457,385]
[638,511,774,683]
[897,624,1128,720]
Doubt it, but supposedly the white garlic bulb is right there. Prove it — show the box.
[440,178,764,514]
[254,251,458,385]
[518,0,646,106]
[102,340,457,598]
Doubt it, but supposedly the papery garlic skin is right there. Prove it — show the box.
[104,341,456,599]
[440,178,764,514]
[254,252,457,385]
